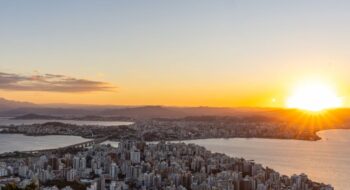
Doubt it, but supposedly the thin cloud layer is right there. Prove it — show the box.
[0,72,115,92]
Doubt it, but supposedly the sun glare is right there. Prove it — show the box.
[286,81,343,112]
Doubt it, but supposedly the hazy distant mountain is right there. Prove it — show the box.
[13,113,63,120]
[101,106,187,119]
[170,107,279,117]
[0,107,98,117]
[0,98,37,111]
[12,113,133,121]
[2,97,350,122]
[100,106,284,119]
[0,97,282,118]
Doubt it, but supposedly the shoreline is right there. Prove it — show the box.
[1,127,348,147]
[1,129,348,188]
[1,128,349,159]
[0,130,321,141]
[0,140,334,190]
[4,127,350,141]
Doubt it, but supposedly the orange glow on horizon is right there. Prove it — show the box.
[286,80,343,112]
[0,77,347,108]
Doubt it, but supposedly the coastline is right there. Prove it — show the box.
[2,129,349,189]
[0,140,334,190]
[1,128,349,153]
[3,127,343,141]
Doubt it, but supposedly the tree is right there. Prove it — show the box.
[3,183,20,190]
[24,182,38,190]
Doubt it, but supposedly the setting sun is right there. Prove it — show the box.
[286,81,343,112]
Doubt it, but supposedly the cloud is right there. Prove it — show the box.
[0,72,115,92]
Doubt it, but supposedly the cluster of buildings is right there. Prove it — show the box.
[1,116,322,143]
[137,119,319,141]
[0,141,333,190]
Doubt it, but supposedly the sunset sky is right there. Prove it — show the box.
[1,0,350,107]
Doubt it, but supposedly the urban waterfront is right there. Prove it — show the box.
[180,130,350,190]
[0,139,332,190]
[1,130,347,189]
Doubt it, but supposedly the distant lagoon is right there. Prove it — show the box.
[0,134,90,154]
[0,117,133,154]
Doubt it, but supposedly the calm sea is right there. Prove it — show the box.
[0,127,348,189]
[0,117,132,153]
[0,134,90,153]
[180,130,350,190]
